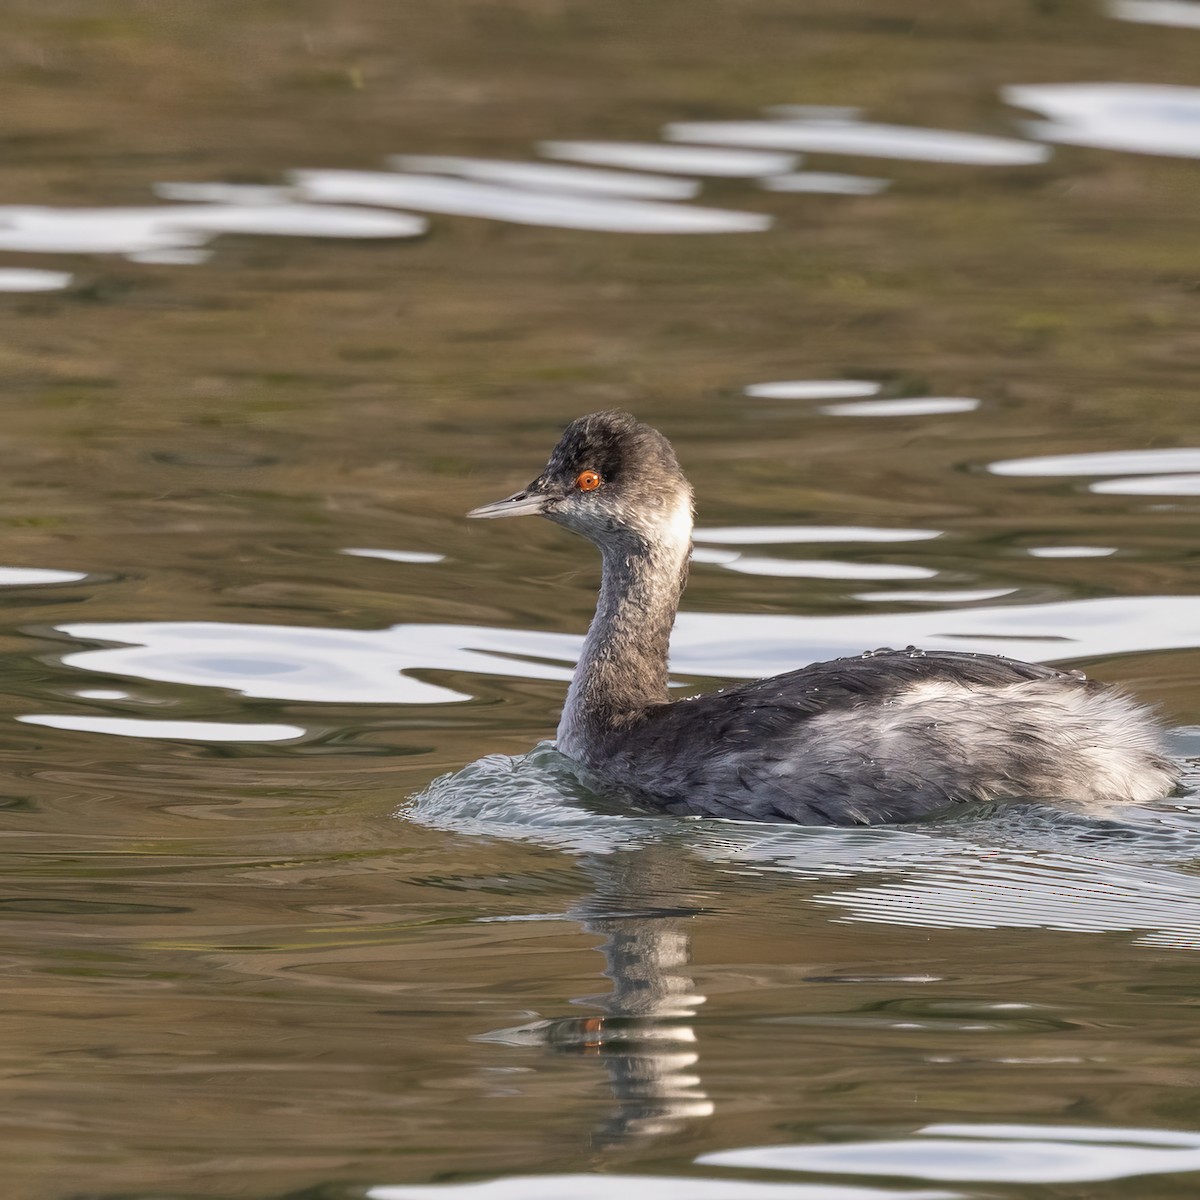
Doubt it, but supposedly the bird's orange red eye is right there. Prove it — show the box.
[576,470,602,492]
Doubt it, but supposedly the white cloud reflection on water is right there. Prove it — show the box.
[0,209,206,255]
[369,1176,961,1200]
[689,546,743,565]
[1027,545,1116,558]
[0,99,1072,275]
[0,202,426,256]
[820,397,979,418]
[341,548,446,564]
[693,526,940,544]
[988,447,1200,499]
[56,620,575,705]
[20,80,1200,285]
[1109,0,1200,25]
[1091,474,1200,496]
[699,1124,1200,1185]
[0,567,86,586]
[1005,83,1200,158]
[664,116,1050,165]
[17,715,304,742]
[989,447,1200,476]
[0,268,72,291]
[855,588,1017,603]
[743,383,982,417]
[719,558,936,580]
[290,170,772,234]
[538,140,800,176]
[744,380,882,400]
[50,595,1200,707]
[386,154,701,200]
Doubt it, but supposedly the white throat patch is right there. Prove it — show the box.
[662,490,694,557]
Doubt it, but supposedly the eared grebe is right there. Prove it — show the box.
[468,411,1178,824]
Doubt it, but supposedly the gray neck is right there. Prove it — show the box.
[556,529,690,757]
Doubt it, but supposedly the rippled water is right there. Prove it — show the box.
[2,3,1199,1199]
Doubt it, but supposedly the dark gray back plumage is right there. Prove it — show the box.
[598,650,1100,823]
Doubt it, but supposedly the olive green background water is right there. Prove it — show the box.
[0,3,1198,1198]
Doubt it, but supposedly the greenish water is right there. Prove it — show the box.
[0,3,1198,1198]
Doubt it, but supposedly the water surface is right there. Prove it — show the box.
[0,2,1198,1199]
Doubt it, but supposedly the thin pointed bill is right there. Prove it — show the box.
[467,490,548,519]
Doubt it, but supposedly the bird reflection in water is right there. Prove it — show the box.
[480,846,714,1146]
